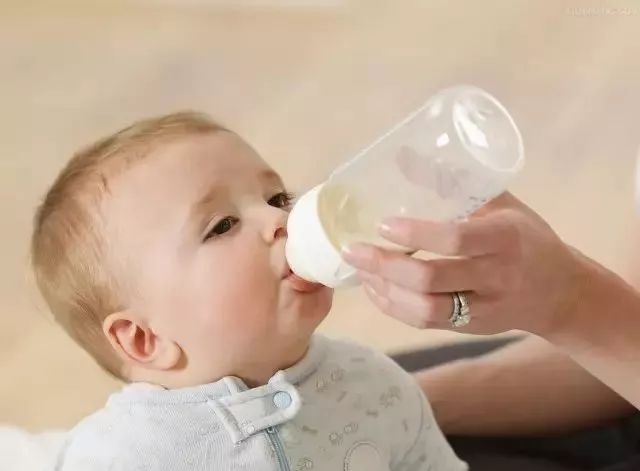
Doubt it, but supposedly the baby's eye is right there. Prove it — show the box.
[203,216,239,242]
[268,191,296,210]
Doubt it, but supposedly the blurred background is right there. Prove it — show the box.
[1,0,639,431]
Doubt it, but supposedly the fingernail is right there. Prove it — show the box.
[379,217,397,235]
[363,282,378,297]
[379,222,392,235]
[341,243,372,266]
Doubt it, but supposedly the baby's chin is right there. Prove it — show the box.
[280,285,333,327]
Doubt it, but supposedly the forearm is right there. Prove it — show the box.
[416,335,634,436]
[546,250,640,410]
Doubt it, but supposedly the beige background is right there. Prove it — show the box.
[1,0,639,431]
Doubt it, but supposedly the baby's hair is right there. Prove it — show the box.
[31,111,228,379]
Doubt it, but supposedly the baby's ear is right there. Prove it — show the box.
[103,311,181,371]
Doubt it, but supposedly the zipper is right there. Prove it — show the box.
[266,426,291,471]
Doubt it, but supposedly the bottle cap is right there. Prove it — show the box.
[285,184,359,288]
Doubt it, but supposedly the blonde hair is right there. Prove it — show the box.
[31,111,227,379]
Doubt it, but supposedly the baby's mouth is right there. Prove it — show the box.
[282,265,324,293]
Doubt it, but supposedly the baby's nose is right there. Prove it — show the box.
[263,211,288,243]
[273,225,287,240]
[264,225,287,245]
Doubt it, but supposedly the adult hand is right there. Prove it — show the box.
[342,193,584,335]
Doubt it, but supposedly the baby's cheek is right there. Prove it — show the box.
[199,262,278,325]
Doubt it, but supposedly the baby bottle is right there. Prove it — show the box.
[285,86,525,288]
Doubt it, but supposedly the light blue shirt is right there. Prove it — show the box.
[53,336,467,471]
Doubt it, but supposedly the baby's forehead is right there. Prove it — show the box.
[116,132,270,182]
[157,133,277,179]
[102,133,284,218]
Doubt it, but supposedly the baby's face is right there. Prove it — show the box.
[105,132,333,385]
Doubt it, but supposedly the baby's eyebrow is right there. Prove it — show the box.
[189,186,227,227]
[259,169,284,186]
[187,170,283,231]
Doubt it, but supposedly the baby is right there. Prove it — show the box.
[32,112,467,471]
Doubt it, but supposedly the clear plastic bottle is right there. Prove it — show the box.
[286,86,524,288]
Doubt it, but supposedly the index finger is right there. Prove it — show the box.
[379,210,520,257]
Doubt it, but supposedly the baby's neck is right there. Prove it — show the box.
[239,339,311,388]
[128,335,312,390]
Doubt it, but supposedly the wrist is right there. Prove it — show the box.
[534,245,593,339]
[538,251,640,408]
[544,247,639,350]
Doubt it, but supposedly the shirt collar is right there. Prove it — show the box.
[107,335,328,443]
[111,334,327,404]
